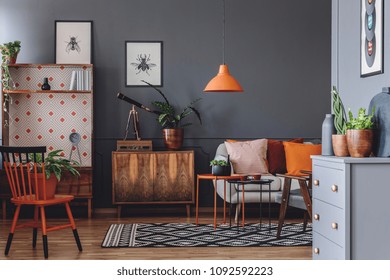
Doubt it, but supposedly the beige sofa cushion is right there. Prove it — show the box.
[225,138,268,174]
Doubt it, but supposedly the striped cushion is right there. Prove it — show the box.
[225,138,268,174]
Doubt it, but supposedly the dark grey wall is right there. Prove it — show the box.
[0,0,331,208]
[332,0,390,112]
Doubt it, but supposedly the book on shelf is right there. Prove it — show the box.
[70,70,92,91]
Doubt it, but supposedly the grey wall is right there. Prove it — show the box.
[0,0,331,208]
[332,0,390,113]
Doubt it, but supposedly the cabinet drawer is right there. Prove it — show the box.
[312,231,346,260]
[312,163,345,208]
[313,198,345,246]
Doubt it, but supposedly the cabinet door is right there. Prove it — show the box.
[112,152,154,203]
[153,152,194,202]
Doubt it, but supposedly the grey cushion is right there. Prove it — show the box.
[275,189,312,210]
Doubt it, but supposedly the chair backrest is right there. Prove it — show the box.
[0,146,47,201]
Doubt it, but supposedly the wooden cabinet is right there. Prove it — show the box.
[1,64,94,217]
[311,156,390,259]
[112,150,194,217]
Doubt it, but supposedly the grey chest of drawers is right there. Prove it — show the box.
[311,156,390,260]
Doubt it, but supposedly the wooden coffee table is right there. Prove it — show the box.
[196,174,243,229]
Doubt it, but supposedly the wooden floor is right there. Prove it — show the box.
[0,214,312,260]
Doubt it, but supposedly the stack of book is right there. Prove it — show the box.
[69,70,92,90]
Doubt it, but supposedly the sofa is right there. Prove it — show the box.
[212,138,321,218]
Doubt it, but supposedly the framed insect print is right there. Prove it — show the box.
[55,20,92,64]
[361,0,383,77]
[125,41,163,86]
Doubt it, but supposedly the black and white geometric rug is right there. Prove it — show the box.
[101,223,312,248]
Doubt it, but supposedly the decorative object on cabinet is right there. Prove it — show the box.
[360,0,383,77]
[116,140,152,151]
[1,63,94,217]
[0,40,21,92]
[346,107,375,157]
[204,0,243,92]
[321,114,335,156]
[331,86,349,157]
[125,41,162,86]
[312,155,390,259]
[55,21,92,64]
[368,87,390,156]
[41,77,51,90]
[112,150,194,218]
[0,146,82,259]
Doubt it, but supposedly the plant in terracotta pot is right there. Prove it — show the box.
[331,86,349,157]
[346,107,375,157]
[210,159,231,176]
[142,80,202,150]
[0,40,21,90]
[30,149,80,199]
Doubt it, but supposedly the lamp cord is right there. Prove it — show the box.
[222,0,225,65]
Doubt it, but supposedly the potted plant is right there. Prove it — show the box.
[331,86,349,157]
[210,159,231,176]
[346,107,375,157]
[31,149,80,199]
[1,40,21,90]
[142,80,202,150]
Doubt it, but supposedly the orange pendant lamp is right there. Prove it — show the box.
[204,0,243,92]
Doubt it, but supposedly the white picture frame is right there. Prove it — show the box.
[55,21,92,64]
[125,41,163,87]
[361,0,383,77]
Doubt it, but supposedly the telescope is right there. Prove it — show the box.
[117,92,161,115]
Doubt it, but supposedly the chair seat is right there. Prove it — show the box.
[275,189,312,210]
[11,194,74,206]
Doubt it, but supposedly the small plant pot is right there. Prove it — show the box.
[163,128,184,150]
[332,134,349,157]
[33,173,58,200]
[346,129,373,157]
[211,165,231,176]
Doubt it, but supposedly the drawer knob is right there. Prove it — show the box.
[314,214,320,221]
[331,222,338,229]
[313,179,319,186]
[314,248,320,254]
[331,185,338,192]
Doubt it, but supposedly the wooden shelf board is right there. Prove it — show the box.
[4,90,92,94]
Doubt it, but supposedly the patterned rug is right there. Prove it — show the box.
[101,223,312,248]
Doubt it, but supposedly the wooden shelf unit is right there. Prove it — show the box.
[1,63,94,218]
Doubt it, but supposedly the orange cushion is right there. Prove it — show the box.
[283,142,321,176]
[267,138,304,174]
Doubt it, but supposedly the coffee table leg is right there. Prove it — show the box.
[242,184,245,228]
[196,176,199,225]
[214,178,217,230]
[223,180,226,224]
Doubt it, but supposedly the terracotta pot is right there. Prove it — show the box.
[33,173,58,200]
[4,54,18,65]
[332,134,349,157]
[163,128,184,150]
[346,129,373,157]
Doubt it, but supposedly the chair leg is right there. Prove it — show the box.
[65,202,82,251]
[40,206,49,259]
[277,178,292,239]
[33,205,39,248]
[234,203,241,223]
[5,205,21,255]
[303,211,309,232]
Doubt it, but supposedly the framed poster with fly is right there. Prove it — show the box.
[125,41,163,87]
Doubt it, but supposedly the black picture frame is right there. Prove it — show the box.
[55,20,93,64]
[360,0,384,77]
[125,41,163,87]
